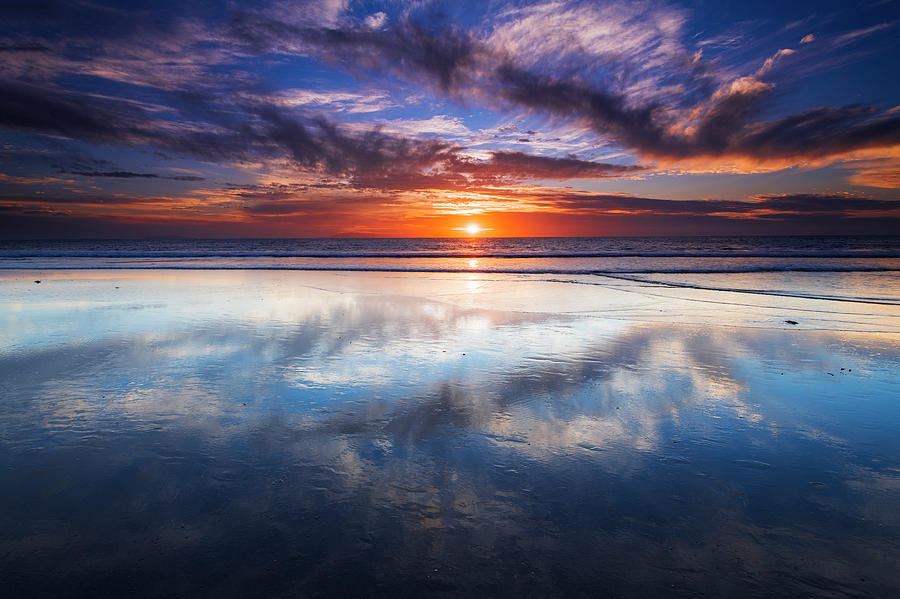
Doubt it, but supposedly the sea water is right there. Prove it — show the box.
[3,236,900,304]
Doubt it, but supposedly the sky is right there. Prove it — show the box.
[1,0,899,238]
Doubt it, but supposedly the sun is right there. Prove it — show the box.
[452,223,492,236]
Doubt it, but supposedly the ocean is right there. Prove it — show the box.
[4,235,900,270]
[4,235,900,304]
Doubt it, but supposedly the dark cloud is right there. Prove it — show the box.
[747,193,900,214]
[256,106,458,178]
[66,171,205,181]
[0,80,133,143]
[0,42,53,52]
[313,21,476,92]
[69,171,158,178]
[346,148,642,191]
[0,70,638,192]
[242,193,394,216]
[239,105,642,191]
[511,70,900,162]
[230,15,477,92]
[728,105,900,160]
[3,3,898,171]
[0,79,262,162]
[276,17,900,163]
[540,192,900,218]
[492,64,669,152]
[470,151,644,180]
[0,194,174,206]
[497,65,899,161]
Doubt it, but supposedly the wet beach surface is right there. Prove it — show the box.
[2,270,899,597]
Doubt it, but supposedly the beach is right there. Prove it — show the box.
[4,0,899,593]
[2,267,899,597]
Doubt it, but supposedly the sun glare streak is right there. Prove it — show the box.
[452,223,493,235]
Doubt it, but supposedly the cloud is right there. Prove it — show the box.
[347,149,643,192]
[0,193,176,206]
[1,0,898,223]
[0,80,136,143]
[493,59,898,164]
[0,174,74,185]
[842,152,900,188]
[255,105,458,178]
[0,72,644,194]
[0,42,53,52]
[365,11,387,30]
[242,194,391,216]
[265,10,900,168]
[834,22,895,46]
[229,15,480,91]
[0,80,263,162]
[371,115,471,137]
[485,0,694,105]
[508,191,900,218]
[800,34,816,44]
[757,48,796,76]
[461,151,644,181]
[7,1,898,175]
[67,171,205,181]
[270,89,395,113]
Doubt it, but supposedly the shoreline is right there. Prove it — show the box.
[3,268,899,334]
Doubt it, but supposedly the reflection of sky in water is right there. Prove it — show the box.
[1,271,900,597]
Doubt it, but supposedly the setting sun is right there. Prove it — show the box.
[452,223,492,236]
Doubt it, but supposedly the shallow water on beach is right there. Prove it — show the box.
[1,270,899,597]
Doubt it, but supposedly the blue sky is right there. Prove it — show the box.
[1,0,898,237]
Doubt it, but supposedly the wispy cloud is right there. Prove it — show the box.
[233,6,898,170]
[270,89,396,113]
[369,115,472,137]
[66,171,205,181]
[834,22,895,46]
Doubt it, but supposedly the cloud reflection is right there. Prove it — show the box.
[2,272,900,596]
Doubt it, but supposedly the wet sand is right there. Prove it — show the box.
[2,270,899,597]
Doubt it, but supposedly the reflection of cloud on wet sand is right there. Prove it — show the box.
[4,275,898,459]
[2,272,900,596]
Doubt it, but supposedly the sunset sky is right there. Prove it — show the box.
[2,0,899,238]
